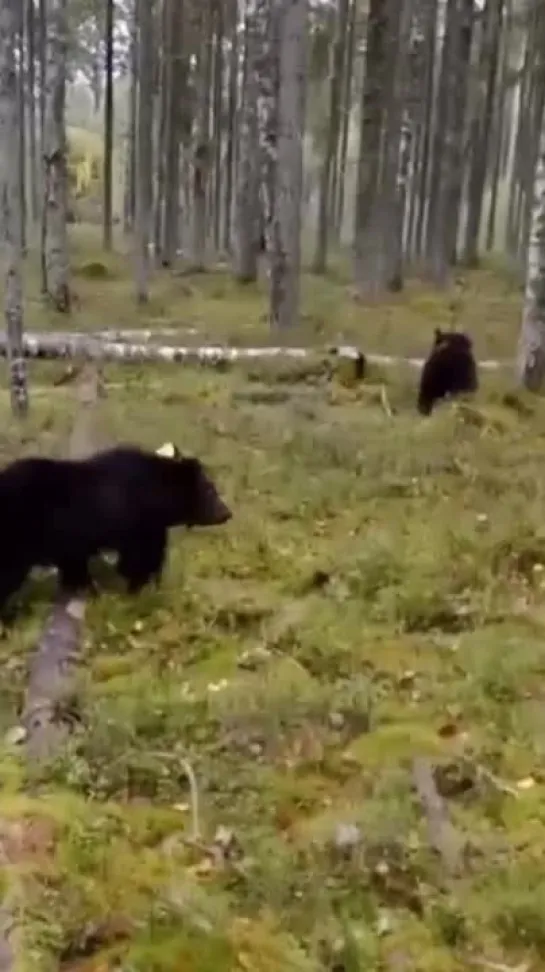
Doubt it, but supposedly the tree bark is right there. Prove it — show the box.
[123,0,138,235]
[0,0,29,415]
[16,4,26,254]
[312,0,349,273]
[26,0,38,224]
[353,0,388,293]
[223,0,240,253]
[233,5,261,282]
[43,0,70,312]
[517,14,545,391]
[103,0,114,250]
[161,0,184,266]
[134,0,154,302]
[269,0,307,329]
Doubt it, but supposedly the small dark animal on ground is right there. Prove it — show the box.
[0,445,231,613]
[417,328,478,415]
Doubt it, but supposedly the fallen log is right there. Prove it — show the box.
[23,362,104,760]
[0,365,104,969]
[0,333,509,370]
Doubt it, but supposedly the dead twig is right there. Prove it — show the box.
[412,757,464,876]
[380,384,393,417]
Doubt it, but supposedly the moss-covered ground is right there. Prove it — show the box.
[3,230,545,970]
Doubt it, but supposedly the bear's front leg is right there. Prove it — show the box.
[56,557,96,596]
[0,561,31,617]
[116,527,168,593]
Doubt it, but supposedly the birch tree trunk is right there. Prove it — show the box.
[0,0,29,415]
[123,0,138,235]
[517,18,545,391]
[16,4,26,254]
[269,0,307,329]
[334,0,356,241]
[103,0,114,250]
[43,0,70,312]
[255,0,279,256]
[38,0,46,291]
[26,0,38,224]
[233,5,261,282]
[212,2,224,252]
[223,0,240,253]
[134,0,154,303]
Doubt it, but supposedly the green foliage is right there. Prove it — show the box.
[67,125,103,199]
[3,254,545,969]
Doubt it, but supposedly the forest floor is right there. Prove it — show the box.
[2,230,545,971]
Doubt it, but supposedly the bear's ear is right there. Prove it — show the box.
[434,328,444,343]
[156,442,182,460]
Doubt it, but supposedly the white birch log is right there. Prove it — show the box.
[0,334,509,370]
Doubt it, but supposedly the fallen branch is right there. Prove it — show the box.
[23,362,104,760]
[0,333,509,370]
[412,758,464,876]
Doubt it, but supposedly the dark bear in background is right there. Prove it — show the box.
[417,328,478,415]
[0,446,231,613]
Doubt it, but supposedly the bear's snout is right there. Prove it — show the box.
[209,497,232,525]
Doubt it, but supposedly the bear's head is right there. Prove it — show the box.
[158,454,232,528]
[433,328,473,352]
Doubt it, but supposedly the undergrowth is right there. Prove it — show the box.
[1,253,544,970]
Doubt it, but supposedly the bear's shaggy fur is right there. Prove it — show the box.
[0,445,231,611]
[417,328,478,415]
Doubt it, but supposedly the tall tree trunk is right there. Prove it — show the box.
[269,0,307,329]
[123,0,138,235]
[255,0,279,256]
[506,26,532,260]
[134,0,154,303]
[517,7,545,389]
[413,0,438,259]
[26,0,38,224]
[426,0,474,283]
[374,0,412,292]
[0,0,29,415]
[463,0,503,264]
[162,0,184,266]
[517,120,545,386]
[16,1,26,254]
[103,0,114,250]
[486,0,511,252]
[38,0,45,152]
[334,0,357,242]
[192,6,213,270]
[353,0,388,292]
[43,0,70,312]
[443,0,474,264]
[153,0,169,261]
[312,0,350,273]
[223,0,239,253]
[212,1,224,252]
[38,0,46,290]
[233,5,260,281]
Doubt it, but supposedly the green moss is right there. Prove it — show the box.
[3,239,544,968]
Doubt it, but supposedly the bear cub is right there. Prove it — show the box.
[417,328,478,415]
[0,445,231,612]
